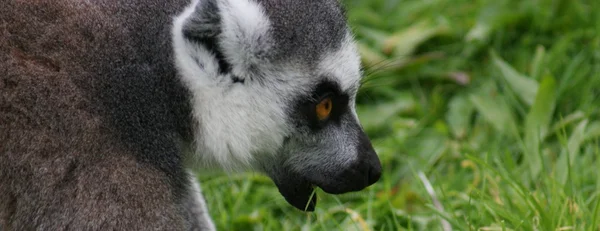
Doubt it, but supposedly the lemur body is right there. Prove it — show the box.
[0,0,381,230]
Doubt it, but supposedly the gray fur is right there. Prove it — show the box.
[1,0,204,229]
[182,172,216,231]
[259,0,348,65]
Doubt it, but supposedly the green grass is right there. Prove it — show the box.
[195,0,600,230]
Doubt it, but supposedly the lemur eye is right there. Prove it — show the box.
[316,98,333,120]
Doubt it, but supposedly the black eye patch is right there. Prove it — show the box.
[295,80,350,130]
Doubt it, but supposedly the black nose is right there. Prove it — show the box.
[367,160,382,185]
[357,129,382,186]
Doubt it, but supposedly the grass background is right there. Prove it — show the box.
[194,0,600,230]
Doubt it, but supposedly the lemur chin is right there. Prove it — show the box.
[1,0,381,230]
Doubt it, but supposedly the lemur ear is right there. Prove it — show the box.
[181,0,231,74]
[182,0,220,39]
[181,0,273,78]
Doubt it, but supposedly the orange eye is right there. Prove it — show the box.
[316,98,333,120]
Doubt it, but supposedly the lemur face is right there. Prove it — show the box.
[173,0,381,211]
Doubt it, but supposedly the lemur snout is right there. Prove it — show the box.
[316,134,382,194]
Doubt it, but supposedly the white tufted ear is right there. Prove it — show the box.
[172,0,222,88]
[173,0,273,82]
[171,0,289,170]
[218,0,273,77]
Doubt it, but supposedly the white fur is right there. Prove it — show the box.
[173,0,290,170]
[218,0,272,78]
[172,0,221,87]
[317,33,362,93]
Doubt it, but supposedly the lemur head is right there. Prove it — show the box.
[172,0,381,211]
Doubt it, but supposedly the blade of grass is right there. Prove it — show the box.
[469,89,518,136]
[523,75,557,178]
[557,120,588,186]
[490,50,539,106]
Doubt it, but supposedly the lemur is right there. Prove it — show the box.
[0,0,382,230]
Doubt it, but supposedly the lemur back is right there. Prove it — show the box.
[1,1,200,229]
